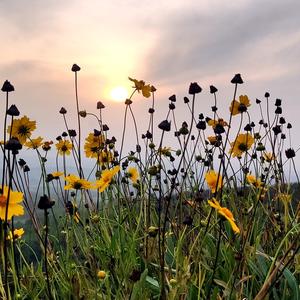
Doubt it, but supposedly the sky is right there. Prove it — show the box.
[1,0,300,170]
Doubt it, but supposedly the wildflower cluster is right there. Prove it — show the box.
[0,70,299,300]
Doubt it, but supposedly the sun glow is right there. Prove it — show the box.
[110,86,129,102]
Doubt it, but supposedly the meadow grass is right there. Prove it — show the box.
[0,69,299,299]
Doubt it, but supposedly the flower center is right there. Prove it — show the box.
[18,125,30,136]
[238,143,248,151]
[73,182,82,190]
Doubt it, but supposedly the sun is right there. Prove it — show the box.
[110,86,129,102]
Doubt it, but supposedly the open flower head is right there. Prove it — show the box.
[246,174,263,188]
[129,77,152,98]
[95,165,120,192]
[84,132,105,158]
[8,228,25,240]
[205,170,223,193]
[25,136,43,149]
[229,95,251,116]
[207,118,228,129]
[0,186,24,220]
[64,175,93,190]
[263,152,275,162]
[158,146,172,157]
[230,133,254,158]
[56,140,73,156]
[7,116,36,144]
[52,171,64,179]
[208,198,240,234]
[127,167,139,183]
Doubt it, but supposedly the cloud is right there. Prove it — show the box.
[0,0,71,35]
[145,0,300,85]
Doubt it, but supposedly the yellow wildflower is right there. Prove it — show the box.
[229,95,251,116]
[7,228,25,240]
[97,270,106,280]
[127,167,139,183]
[230,133,254,158]
[95,165,120,192]
[0,186,24,220]
[263,152,275,162]
[56,140,73,156]
[158,146,172,156]
[84,132,105,158]
[24,136,43,149]
[64,175,93,190]
[208,198,240,234]
[205,170,223,193]
[207,118,228,129]
[7,115,36,144]
[129,77,152,98]
[246,174,263,188]
[51,171,64,179]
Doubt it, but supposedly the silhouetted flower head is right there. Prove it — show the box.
[79,110,87,118]
[23,165,30,172]
[1,80,14,92]
[210,85,218,94]
[102,124,109,131]
[7,105,20,116]
[125,99,132,105]
[38,195,55,210]
[189,82,202,94]
[272,125,281,135]
[265,92,270,98]
[279,117,286,124]
[169,94,176,102]
[256,98,261,104]
[18,159,26,167]
[5,138,22,152]
[158,120,171,131]
[169,103,175,110]
[275,99,282,106]
[68,129,77,137]
[244,124,252,131]
[196,121,206,130]
[285,148,296,159]
[275,107,282,114]
[184,97,189,103]
[59,107,67,114]
[145,131,152,139]
[287,123,292,129]
[97,101,105,109]
[231,74,243,84]
[71,64,81,72]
